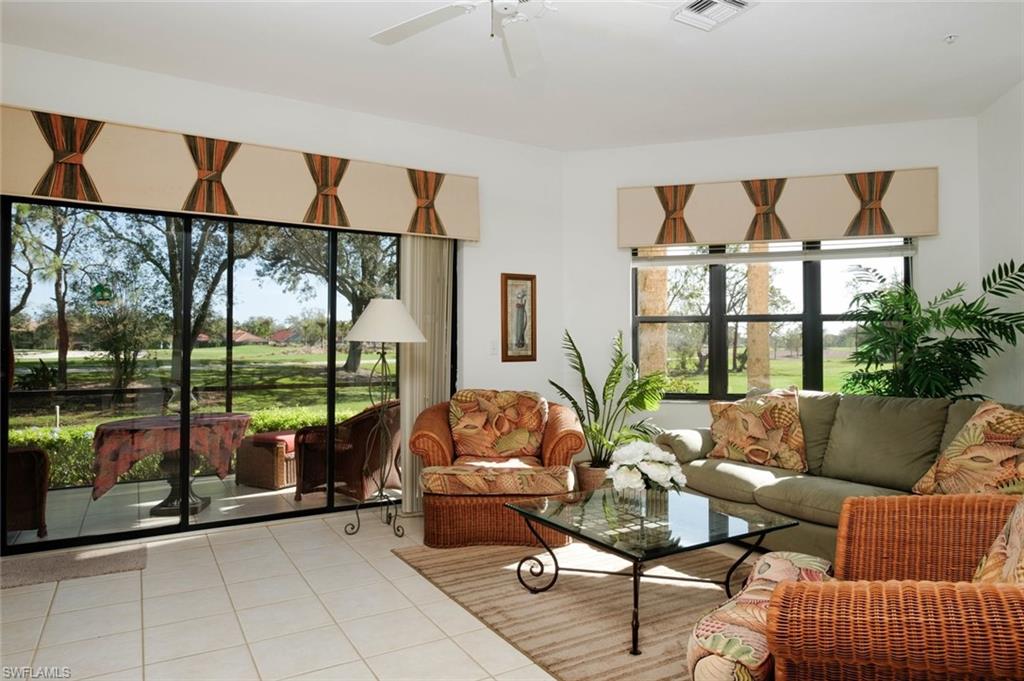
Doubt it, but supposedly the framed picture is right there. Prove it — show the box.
[501,273,536,362]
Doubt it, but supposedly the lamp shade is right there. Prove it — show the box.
[345,298,426,344]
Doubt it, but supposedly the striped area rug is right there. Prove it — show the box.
[394,542,747,681]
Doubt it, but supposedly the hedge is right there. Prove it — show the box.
[8,405,362,489]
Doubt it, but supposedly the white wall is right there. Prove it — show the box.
[977,80,1024,403]
[0,44,566,397]
[3,44,1016,416]
[561,118,986,428]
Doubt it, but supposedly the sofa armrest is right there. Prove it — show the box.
[834,494,1018,582]
[767,580,1024,680]
[655,428,713,464]
[409,402,454,468]
[541,404,586,467]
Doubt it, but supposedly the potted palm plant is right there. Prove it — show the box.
[549,330,668,491]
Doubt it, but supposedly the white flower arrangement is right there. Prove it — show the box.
[605,441,686,492]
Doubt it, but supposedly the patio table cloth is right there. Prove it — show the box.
[91,413,250,500]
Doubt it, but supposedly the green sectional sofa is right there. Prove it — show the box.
[655,392,1021,560]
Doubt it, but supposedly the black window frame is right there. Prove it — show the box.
[631,240,912,401]
[0,194,433,555]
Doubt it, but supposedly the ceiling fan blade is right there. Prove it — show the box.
[371,2,478,45]
[500,19,544,78]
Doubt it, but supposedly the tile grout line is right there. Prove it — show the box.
[267,517,384,681]
[27,579,58,668]
[206,529,264,679]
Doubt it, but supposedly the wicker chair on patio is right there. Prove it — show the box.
[688,494,1024,681]
[294,400,402,502]
[409,389,585,548]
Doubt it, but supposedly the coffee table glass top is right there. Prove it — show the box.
[507,488,797,561]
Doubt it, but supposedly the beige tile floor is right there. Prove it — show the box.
[0,512,556,681]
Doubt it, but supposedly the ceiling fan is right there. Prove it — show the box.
[370,0,555,78]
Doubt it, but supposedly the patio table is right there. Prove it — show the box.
[92,413,250,516]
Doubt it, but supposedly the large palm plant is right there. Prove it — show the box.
[842,260,1024,399]
[549,330,667,467]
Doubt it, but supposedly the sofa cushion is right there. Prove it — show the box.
[252,430,297,452]
[420,457,570,496]
[709,390,808,472]
[656,428,714,464]
[753,476,904,527]
[687,551,833,681]
[682,459,802,504]
[796,391,841,475]
[913,401,1024,496]
[448,389,548,459]
[820,395,950,491]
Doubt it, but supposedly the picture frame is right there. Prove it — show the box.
[500,273,537,362]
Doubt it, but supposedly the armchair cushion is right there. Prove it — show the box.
[974,496,1024,584]
[421,457,571,496]
[448,389,548,459]
[688,551,833,681]
[252,430,297,452]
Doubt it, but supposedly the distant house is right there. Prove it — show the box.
[269,328,301,345]
[232,329,266,345]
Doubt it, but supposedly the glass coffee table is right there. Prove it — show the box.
[506,488,797,655]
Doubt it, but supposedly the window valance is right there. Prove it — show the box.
[618,167,937,248]
[0,106,480,241]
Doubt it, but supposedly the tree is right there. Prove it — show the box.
[257,231,397,372]
[12,205,96,387]
[240,316,274,338]
[287,309,328,348]
[74,266,166,392]
[93,214,268,383]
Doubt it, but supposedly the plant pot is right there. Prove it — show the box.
[575,462,610,492]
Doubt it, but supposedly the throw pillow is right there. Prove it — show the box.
[973,496,1024,584]
[448,389,548,459]
[708,389,808,472]
[913,402,1024,495]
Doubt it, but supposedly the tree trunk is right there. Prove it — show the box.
[746,246,771,389]
[731,323,739,372]
[55,269,69,388]
[343,297,368,373]
[636,251,668,375]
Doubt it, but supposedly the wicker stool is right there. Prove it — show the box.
[235,431,297,490]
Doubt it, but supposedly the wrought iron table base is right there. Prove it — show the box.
[515,516,766,655]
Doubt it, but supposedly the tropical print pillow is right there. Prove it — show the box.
[687,551,833,681]
[448,389,548,459]
[708,389,808,472]
[973,496,1024,584]
[913,402,1024,495]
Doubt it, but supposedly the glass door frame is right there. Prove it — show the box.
[1,194,402,555]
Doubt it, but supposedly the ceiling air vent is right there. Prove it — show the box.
[671,0,756,31]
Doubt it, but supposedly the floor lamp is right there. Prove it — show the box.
[343,298,426,536]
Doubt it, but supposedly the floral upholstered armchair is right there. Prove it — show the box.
[688,494,1024,681]
[409,389,585,548]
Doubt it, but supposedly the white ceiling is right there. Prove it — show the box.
[2,1,1022,150]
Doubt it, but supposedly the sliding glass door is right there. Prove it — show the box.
[2,197,399,552]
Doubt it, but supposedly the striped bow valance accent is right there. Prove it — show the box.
[182,136,240,215]
[845,171,895,236]
[407,169,446,236]
[742,178,789,241]
[303,154,350,226]
[31,112,105,202]
[654,184,696,245]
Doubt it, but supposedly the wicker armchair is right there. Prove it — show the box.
[294,401,402,502]
[766,494,1023,681]
[409,398,585,548]
[5,446,49,538]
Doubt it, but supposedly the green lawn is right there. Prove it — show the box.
[665,351,855,396]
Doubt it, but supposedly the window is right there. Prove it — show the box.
[632,239,911,400]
